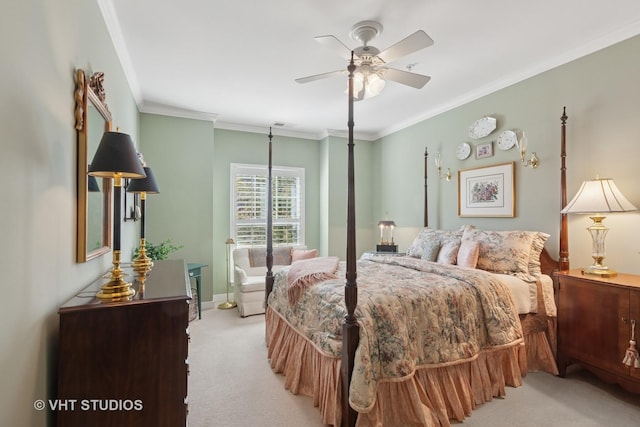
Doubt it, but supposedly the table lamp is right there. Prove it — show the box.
[376,220,397,252]
[89,131,146,299]
[561,177,637,277]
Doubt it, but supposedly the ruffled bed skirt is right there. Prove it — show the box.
[266,307,558,427]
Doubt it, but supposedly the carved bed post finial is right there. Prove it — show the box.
[424,147,428,227]
[265,127,275,301]
[559,107,569,271]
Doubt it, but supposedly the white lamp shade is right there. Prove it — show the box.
[561,178,637,214]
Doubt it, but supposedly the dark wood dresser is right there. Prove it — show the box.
[57,259,191,426]
[555,269,640,393]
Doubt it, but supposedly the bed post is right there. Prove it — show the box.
[342,52,359,427]
[265,128,274,301]
[559,108,569,271]
[424,147,429,227]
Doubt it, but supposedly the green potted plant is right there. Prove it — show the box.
[134,239,183,261]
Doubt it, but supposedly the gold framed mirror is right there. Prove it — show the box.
[75,69,113,262]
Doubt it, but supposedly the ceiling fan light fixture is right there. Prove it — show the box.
[346,68,384,99]
[366,73,385,96]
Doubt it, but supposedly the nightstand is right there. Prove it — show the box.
[555,269,640,393]
[361,251,406,260]
[188,263,207,319]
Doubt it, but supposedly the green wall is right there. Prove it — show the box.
[139,114,215,298]
[1,1,141,425]
[375,34,640,274]
[139,123,377,299]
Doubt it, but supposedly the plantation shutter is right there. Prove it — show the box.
[231,164,304,247]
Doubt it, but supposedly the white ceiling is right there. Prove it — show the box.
[101,0,640,140]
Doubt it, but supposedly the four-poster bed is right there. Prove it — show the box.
[264,55,569,426]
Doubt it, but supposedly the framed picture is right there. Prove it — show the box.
[475,141,493,159]
[458,162,515,217]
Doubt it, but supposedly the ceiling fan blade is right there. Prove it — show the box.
[295,69,346,84]
[314,35,353,61]
[383,68,431,89]
[377,30,434,64]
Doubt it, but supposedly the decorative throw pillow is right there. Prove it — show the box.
[527,232,550,277]
[406,226,467,259]
[420,240,440,262]
[292,248,318,263]
[461,228,535,281]
[457,240,480,268]
[436,240,460,264]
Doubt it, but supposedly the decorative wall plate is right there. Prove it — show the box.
[456,142,471,160]
[496,130,518,150]
[468,116,497,139]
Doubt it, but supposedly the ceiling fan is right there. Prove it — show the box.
[295,20,434,100]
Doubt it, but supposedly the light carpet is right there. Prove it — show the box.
[188,301,640,426]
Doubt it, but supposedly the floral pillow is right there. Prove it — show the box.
[420,240,440,262]
[461,228,547,281]
[406,226,467,259]
[527,232,550,277]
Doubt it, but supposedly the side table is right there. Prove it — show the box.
[187,263,208,319]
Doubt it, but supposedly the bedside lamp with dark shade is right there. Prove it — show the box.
[561,177,637,277]
[89,131,146,300]
[127,164,160,278]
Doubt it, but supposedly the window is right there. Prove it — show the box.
[231,163,305,247]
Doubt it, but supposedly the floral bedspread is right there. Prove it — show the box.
[267,255,523,412]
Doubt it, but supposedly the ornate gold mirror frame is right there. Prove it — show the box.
[75,69,113,262]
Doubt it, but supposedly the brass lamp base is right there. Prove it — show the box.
[131,238,154,277]
[218,300,237,310]
[582,266,617,278]
[97,278,136,300]
[97,250,135,301]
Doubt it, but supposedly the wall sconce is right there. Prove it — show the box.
[127,164,160,278]
[376,220,398,252]
[89,131,146,300]
[518,131,539,168]
[434,152,451,181]
[123,179,141,222]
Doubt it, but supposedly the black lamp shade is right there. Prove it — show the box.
[87,175,100,192]
[127,166,160,194]
[88,131,146,178]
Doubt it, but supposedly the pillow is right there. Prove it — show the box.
[406,226,467,259]
[457,240,480,268]
[528,232,550,277]
[461,228,536,281]
[420,240,440,262]
[436,240,460,264]
[292,248,318,263]
[461,228,550,281]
